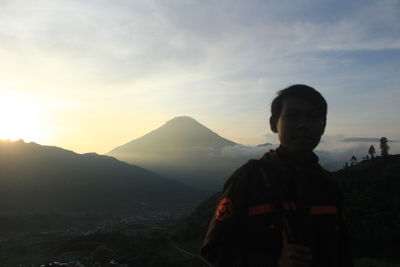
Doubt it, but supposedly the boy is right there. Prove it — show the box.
[201,85,353,267]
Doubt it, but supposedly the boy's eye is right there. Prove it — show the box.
[284,113,297,118]
[313,115,323,120]
[283,112,324,121]
[308,113,324,120]
[307,113,318,119]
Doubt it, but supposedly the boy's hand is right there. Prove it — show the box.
[278,230,312,267]
[278,244,312,267]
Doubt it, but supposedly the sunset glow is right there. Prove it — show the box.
[0,94,43,142]
[0,1,398,155]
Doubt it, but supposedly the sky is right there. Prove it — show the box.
[0,0,399,158]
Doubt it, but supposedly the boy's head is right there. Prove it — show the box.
[270,84,327,154]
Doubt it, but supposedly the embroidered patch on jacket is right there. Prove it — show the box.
[215,198,233,221]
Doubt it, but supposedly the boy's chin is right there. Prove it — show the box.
[284,144,316,154]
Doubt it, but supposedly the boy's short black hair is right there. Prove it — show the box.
[271,84,327,119]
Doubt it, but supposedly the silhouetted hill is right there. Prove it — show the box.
[108,116,253,191]
[333,155,400,259]
[173,154,400,260]
[0,140,206,216]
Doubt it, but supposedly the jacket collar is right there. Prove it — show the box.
[275,146,319,167]
[263,146,321,174]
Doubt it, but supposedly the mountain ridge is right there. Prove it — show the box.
[0,140,206,216]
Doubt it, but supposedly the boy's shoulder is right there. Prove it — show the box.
[222,157,266,189]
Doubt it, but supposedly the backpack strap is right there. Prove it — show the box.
[258,157,296,243]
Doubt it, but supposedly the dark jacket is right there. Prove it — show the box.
[201,148,354,267]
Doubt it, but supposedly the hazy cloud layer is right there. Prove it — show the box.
[341,137,400,142]
[220,135,400,171]
[221,144,275,159]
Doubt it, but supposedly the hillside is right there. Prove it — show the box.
[2,154,399,266]
[333,155,400,259]
[0,140,206,216]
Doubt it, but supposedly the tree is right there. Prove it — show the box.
[350,155,357,166]
[379,137,390,156]
[368,145,376,158]
[90,245,115,266]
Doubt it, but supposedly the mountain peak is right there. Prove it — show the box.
[167,116,197,123]
[163,116,206,130]
[107,118,241,191]
[109,116,237,154]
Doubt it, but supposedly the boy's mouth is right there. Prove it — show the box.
[292,136,314,141]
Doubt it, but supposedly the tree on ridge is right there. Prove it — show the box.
[350,155,357,166]
[368,145,376,159]
[379,137,390,157]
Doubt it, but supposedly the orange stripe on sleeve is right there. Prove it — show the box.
[248,204,275,216]
[310,206,338,215]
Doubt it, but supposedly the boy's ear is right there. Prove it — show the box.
[270,116,278,133]
[321,119,326,135]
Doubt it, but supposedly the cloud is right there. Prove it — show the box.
[219,142,370,171]
[218,142,357,171]
[318,136,400,170]
[220,144,276,159]
[219,133,400,172]
[2,0,399,87]
[315,144,370,171]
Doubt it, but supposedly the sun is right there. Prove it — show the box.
[0,95,43,142]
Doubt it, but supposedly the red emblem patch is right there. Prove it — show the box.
[216,198,233,221]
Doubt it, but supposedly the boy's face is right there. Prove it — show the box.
[270,97,326,154]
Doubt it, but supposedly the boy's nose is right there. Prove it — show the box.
[296,116,312,130]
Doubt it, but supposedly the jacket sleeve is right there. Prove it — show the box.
[200,161,255,266]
